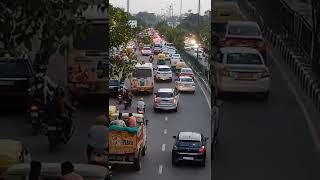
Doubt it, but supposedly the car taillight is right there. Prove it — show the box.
[31,105,39,111]
[199,146,206,154]
[261,68,270,78]
[154,96,159,103]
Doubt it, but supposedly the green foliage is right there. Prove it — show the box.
[155,21,185,50]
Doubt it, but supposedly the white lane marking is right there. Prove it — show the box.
[164,116,168,121]
[269,52,320,150]
[158,164,163,175]
[194,76,211,110]
[161,144,166,152]
[164,129,167,134]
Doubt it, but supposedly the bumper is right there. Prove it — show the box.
[173,152,205,162]
[155,75,172,81]
[131,86,153,93]
[154,103,177,110]
[218,77,270,93]
[177,85,195,92]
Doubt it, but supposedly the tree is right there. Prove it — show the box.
[155,21,185,50]
[0,0,108,63]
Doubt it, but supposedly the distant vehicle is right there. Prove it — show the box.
[153,88,179,112]
[178,68,194,80]
[172,132,208,166]
[170,54,181,70]
[154,65,172,82]
[175,76,196,93]
[212,47,270,99]
[223,21,267,60]
[184,46,192,51]
[0,57,35,105]
[153,46,162,55]
[167,49,176,60]
[108,80,126,96]
[131,63,154,93]
[164,42,174,48]
[141,47,153,56]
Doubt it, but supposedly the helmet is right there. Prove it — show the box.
[96,115,107,125]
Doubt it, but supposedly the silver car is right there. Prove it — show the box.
[153,88,179,112]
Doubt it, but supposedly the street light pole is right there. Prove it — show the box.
[127,0,130,14]
[197,0,200,61]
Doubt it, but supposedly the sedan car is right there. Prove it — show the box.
[212,47,270,99]
[178,68,194,80]
[141,46,153,56]
[172,132,208,166]
[154,65,173,82]
[153,88,179,112]
[175,76,195,93]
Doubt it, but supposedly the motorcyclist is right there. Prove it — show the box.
[87,115,109,162]
[149,55,154,62]
[35,66,58,105]
[136,98,145,113]
[123,89,132,104]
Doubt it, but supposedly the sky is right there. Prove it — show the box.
[109,0,211,15]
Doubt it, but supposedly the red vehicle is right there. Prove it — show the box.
[222,21,267,61]
[178,68,194,80]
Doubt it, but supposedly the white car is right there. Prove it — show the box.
[212,47,270,99]
[170,55,181,68]
[167,49,176,60]
[175,76,196,93]
[170,54,181,61]
[141,47,153,56]
[153,88,179,112]
[154,65,173,81]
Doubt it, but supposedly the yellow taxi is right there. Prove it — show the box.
[158,53,166,61]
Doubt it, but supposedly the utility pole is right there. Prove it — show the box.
[171,3,174,27]
[180,0,182,21]
[197,0,201,61]
[127,0,130,14]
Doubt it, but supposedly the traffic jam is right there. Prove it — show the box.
[108,27,211,178]
[213,1,270,100]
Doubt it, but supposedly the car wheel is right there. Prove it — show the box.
[142,145,147,156]
[174,107,178,112]
[172,154,178,166]
[200,158,206,167]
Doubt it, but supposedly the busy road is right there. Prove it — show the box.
[213,1,320,179]
[109,52,211,180]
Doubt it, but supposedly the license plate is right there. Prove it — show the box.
[183,157,194,160]
[0,81,14,85]
[48,126,57,131]
[31,112,38,117]
[237,73,253,79]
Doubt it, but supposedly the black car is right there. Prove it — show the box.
[108,80,121,95]
[172,132,208,166]
[0,57,35,106]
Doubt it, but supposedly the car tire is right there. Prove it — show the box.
[172,155,178,166]
[200,158,206,167]
[142,145,147,156]
[174,107,178,112]
[133,153,142,171]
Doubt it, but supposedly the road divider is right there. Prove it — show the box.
[164,129,167,135]
[161,144,166,152]
[158,165,163,175]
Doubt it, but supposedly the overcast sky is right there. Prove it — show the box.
[109,0,211,15]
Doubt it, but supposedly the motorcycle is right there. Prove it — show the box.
[123,98,132,110]
[118,93,123,104]
[29,98,46,135]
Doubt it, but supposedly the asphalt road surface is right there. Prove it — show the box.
[109,53,211,180]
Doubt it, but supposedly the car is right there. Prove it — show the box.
[170,54,181,62]
[141,46,153,56]
[223,21,267,60]
[172,132,208,166]
[153,88,179,112]
[108,79,122,96]
[212,47,270,99]
[175,76,195,93]
[178,68,194,80]
[184,46,192,51]
[154,65,172,82]
[153,46,162,55]
[0,57,35,106]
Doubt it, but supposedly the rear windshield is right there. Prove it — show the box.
[172,54,180,57]
[156,92,173,98]
[158,68,171,71]
[0,61,31,77]
[133,69,152,78]
[181,78,193,82]
[181,69,192,73]
[143,47,151,50]
[227,24,261,36]
[178,140,201,147]
[227,53,262,64]
[109,80,120,86]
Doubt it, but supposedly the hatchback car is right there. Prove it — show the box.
[154,65,173,82]
[153,88,179,112]
[223,21,266,60]
[212,47,270,99]
[175,76,195,93]
[172,132,208,166]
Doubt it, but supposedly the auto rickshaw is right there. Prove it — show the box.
[109,106,119,119]
[2,163,112,180]
[175,62,188,75]
[158,53,166,61]
[0,139,31,177]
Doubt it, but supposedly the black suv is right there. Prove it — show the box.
[172,132,208,166]
[0,57,35,105]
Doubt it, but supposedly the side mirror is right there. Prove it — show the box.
[173,136,176,139]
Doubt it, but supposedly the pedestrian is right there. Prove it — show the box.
[127,113,137,127]
[61,161,84,180]
[29,161,43,180]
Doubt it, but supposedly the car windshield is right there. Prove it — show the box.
[143,47,151,50]
[0,61,31,77]
[158,68,171,71]
[156,92,173,98]
[181,69,192,73]
[109,80,120,86]
[132,69,152,78]
[227,53,262,64]
[178,140,201,147]
[181,78,193,82]
[227,24,261,36]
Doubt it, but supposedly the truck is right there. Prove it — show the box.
[67,5,107,95]
[108,113,148,171]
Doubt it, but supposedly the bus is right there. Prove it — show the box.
[67,5,107,95]
[130,63,154,94]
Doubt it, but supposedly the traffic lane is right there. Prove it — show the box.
[0,97,105,162]
[213,55,320,179]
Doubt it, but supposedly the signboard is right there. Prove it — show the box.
[128,20,138,28]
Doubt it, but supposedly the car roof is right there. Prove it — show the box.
[5,163,109,177]
[220,47,260,54]
[178,132,202,141]
[227,21,259,27]
[157,65,170,68]
[157,88,174,93]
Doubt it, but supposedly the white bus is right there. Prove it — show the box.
[130,63,154,93]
